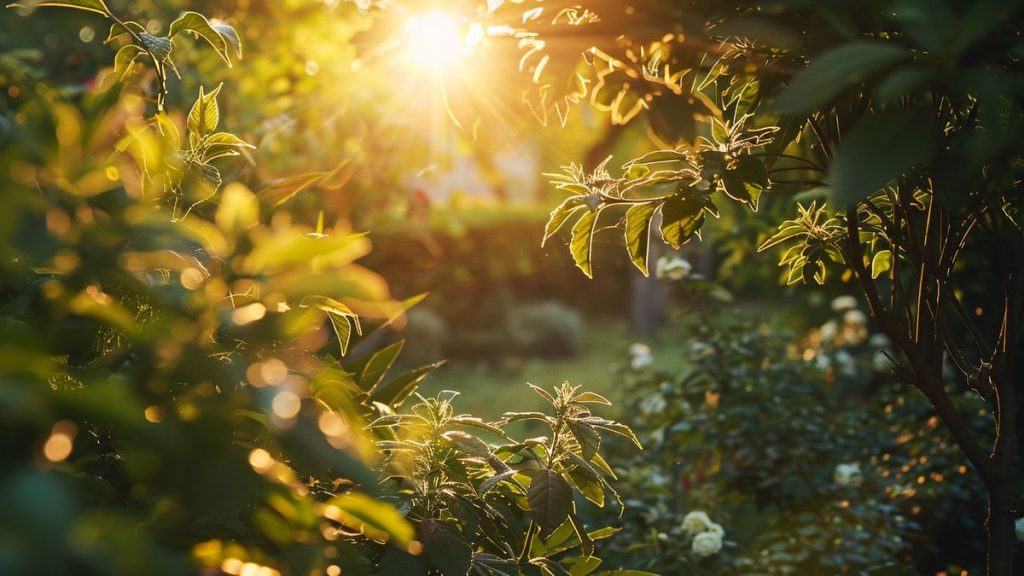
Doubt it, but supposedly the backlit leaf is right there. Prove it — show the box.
[569,208,600,278]
[623,203,655,275]
[528,469,574,536]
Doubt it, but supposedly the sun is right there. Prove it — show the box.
[403,11,469,72]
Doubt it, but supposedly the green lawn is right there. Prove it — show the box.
[416,317,688,424]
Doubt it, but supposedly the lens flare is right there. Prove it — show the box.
[404,11,467,72]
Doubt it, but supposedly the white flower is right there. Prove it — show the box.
[1015,517,1024,542]
[831,295,858,311]
[656,255,692,280]
[682,511,713,536]
[630,343,653,369]
[834,463,863,487]
[707,522,725,537]
[819,320,839,342]
[692,531,723,557]
[844,309,868,326]
[639,393,667,415]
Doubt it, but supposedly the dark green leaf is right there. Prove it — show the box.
[659,195,705,249]
[421,519,472,576]
[831,107,933,207]
[528,470,574,536]
[775,41,910,113]
[368,361,445,406]
[567,420,600,460]
[138,33,172,60]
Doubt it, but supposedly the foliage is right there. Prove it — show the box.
[0,3,638,575]
[593,288,987,574]
[371,384,644,576]
[500,0,1024,570]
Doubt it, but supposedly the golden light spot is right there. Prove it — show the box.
[318,412,348,437]
[104,166,120,181]
[974,307,983,316]
[272,391,302,419]
[43,420,77,462]
[407,540,423,555]
[326,566,341,576]
[958,465,967,474]
[260,358,288,386]
[46,208,71,236]
[249,448,274,473]
[79,26,95,43]
[181,267,205,290]
[239,563,260,576]
[144,405,164,423]
[221,558,243,575]
[232,302,267,325]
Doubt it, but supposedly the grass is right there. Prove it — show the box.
[416,316,689,425]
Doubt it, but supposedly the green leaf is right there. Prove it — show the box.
[325,492,414,544]
[659,196,705,249]
[726,155,767,209]
[299,295,361,356]
[378,546,429,576]
[204,132,253,148]
[17,0,109,16]
[871,249,892,279]
[624,149,688,167]
[774,41,910,114]
[368,361,445,406]
[567,554,601,576]
[569,515,595,560]
[358,340,404,391]
[169,11,232,65]
[187,84,222,137]
[421,519,472,576]
[542,196,586,246]
[831,107,933,207]
[566,454,605,507]
[579,417,641,449]
[478,470,518,496]
[443,430,491,458]
[569,208,600,278]
[113,44,144,80]
[573,391,611,405]
[567,420,600,460]
[528,470,574,536]
[105,21,145,44]
[623,203,655,275]
[213,22,242,59]
[874,67,932,104]
[138,33,172,60]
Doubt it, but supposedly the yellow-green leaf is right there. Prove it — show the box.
[623,203,655,275]
[325,492,414,544]
[569,209,600,278]
[187,83,222,137]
